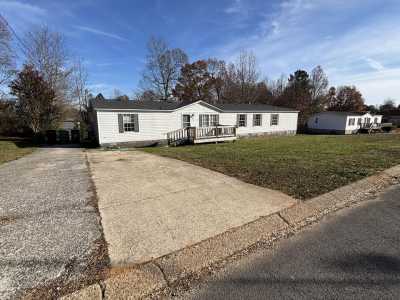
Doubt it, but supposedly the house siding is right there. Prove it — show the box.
[95,102,299,146]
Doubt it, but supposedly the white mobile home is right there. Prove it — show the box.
[307,111,383,134]
[91,97,299,147]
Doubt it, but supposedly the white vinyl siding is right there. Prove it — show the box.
[95,101,299,145]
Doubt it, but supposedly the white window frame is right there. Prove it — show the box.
[199,114,219,128]
[357,118,362,125]
[123,114,137,132]
[238,114,247,127]
[253,114,262,126]
[270,114,279,126]
[182,114,191,128]
[348,118,355,126]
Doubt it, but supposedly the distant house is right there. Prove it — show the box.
[90,97,299,147]
[307,111,383,134]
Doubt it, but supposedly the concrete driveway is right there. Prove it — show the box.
[87,150,296,267]
[0,147,107,299]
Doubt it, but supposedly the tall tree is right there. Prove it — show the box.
[379,98,397,114]
[310,65,329,111]
[71,58,90,125]
[0,16,15,94]
[279,70,313,126]
[24,26,72,106]
[140,37,188,100]
[234,50,260,103]
[206,58,226,103]
[9,65,60,134]
[173,60,212,102]
[327,86,365,112]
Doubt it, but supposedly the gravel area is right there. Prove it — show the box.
[0,147,108,299]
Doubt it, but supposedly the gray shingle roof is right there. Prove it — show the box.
[316,111,368,116]
[92,99,298,113]
[213,103,297,112]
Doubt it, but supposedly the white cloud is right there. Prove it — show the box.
[212,0,400,105]
[74,25,128,42]
[224,0,243,14]
[0,0,47,30]
[364,58,385,72]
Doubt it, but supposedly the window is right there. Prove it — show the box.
[365,117,371,125]
[122,114,138,132]
[357,118,362,125]
[253,114,262,126]
[315,117,319,124]
[238,114,247,127]
[374,117,378,124]
[199,114,219,127]
[210,114,219,126]
[348,118,355,126]
[182,114,191,128]
[270,114,279,126]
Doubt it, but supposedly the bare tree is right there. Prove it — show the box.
[0,16,15,94]
[310,66,329,111]
[235,50,260,103]
[206,58,226,103]
[140,37,188,100]
[71,58,90,125]
[24,26,72,105]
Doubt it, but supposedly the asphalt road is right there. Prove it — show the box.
[180,185,400,300]
[0,147,107,299]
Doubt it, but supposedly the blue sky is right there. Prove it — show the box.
[1,0,400,105]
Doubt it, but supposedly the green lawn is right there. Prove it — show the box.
[143,135,400,200]
[0,138,36,165]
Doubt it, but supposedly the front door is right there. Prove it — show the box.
[182,114,191,128]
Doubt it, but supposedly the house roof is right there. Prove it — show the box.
[91,99,189,110]
[91,98,298,113]
[315,111,382,117]
[213,103,297,112]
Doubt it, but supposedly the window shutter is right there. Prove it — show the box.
[133,114,139,132]
[236,114,240,127]
[118,114,124,133]
[244,114,247,127]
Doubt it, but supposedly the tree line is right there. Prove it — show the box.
[136,37,398,128]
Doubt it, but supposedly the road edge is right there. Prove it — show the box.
[60,165,400,300]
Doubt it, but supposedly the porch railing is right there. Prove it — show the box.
[167,126,237,145]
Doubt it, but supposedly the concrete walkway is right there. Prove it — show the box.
[0,147,106,299]
[87,150,296,267]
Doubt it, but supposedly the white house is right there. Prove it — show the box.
[307,111,383,134]
[91,97,299,147]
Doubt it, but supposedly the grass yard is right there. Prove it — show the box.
[143,135,400,200]
[0,138,36,165]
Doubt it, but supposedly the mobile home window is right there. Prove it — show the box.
[270,114,279,126]
[374,117,378,124]
[357,118,362,125]
[123,114,137,132]
[365,117,371,124]
[348,118,355,126]
[238,114,247,127]
[182,114,191,128]
[253,114,262,126]
[199,114,219,127]
[210,114,219,126]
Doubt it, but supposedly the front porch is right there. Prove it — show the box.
[167,126,237,146]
